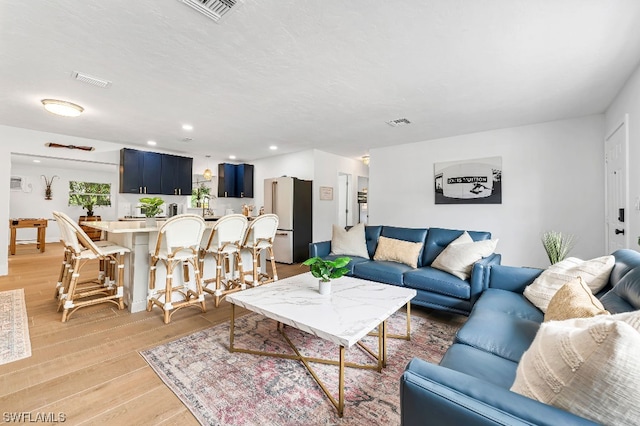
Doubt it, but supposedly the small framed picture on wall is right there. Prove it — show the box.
[319,186,333,200]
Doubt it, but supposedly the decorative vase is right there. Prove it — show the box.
[145,217,157,228]
[318,280,331,296]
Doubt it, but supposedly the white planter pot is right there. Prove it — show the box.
[318,280,331,296]
[145,217,157,227]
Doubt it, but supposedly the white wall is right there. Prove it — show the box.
[10,162,119,244]
[369,115,606,268]
[605,61,640,252]
[312,150,369,242]
[252,149,369,243]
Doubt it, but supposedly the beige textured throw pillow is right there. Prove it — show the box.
[431,234,498,280]
[373,236,423,268]
[523,256,615,313]
[544,277,610,322]
[330,223,369,258]
[511,311,640,425]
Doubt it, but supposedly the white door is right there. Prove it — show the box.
[337,173,352,228]
[605,116,629,252]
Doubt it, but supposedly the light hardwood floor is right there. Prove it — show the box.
[0,242,463,424]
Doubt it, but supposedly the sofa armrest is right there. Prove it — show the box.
[308,241,331,258]
[400,358,597,426]
[487,264,543,294]
[469,253,501,304]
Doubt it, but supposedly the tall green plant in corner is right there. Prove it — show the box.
[541,231,575,265]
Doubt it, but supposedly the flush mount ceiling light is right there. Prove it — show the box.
[41,99,84,117]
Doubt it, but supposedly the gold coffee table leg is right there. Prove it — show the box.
[338,346,345,416]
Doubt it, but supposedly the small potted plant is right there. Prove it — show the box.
[139,196,165,227]
[302,256,351,295]
[541,231,575,265]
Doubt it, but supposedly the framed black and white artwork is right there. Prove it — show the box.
[434,156,502,204]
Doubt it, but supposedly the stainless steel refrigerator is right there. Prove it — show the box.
[264,176,312,264]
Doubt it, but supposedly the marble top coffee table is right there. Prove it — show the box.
[225,272,417,417]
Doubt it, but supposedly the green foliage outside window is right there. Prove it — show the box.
[68,181,111,216]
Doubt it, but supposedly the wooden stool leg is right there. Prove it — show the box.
[116,253,125,310]
[269,246,278,281]
[147,257,158,312]
[192,258,206,313]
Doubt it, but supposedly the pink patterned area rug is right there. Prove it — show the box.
[141,311,459,425]
[0,288,32,365]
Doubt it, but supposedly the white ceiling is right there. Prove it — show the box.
[2,0,640,162]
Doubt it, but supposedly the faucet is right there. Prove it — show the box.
[202,195,210,218]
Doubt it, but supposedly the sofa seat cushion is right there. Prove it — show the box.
[439,343,518,389]
[323,254,370,275]
[472,288,544,322]
[403,267,471,300]
[352,259,410,286]
[455,308,540,363]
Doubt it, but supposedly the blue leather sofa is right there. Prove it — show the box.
[400,248,640,426]
[308,226,501,315]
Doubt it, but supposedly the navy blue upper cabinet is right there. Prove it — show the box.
[160,154,193,195]
[217,163,253,198]
[236,163,254,198]
[120,148,192,195]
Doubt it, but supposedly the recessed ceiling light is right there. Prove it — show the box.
[229,155,236,160]
[33,159,41,163]
[41,99,84,117]
[147,140,157,146]
[269,145,278,150]
[182,124,193,131]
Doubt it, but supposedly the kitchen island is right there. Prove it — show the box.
[82,219,264,313]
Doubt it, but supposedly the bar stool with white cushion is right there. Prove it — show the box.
[52,211,118,303]
[199,214,248,307]
[240,214,279,287]
[54,211,130,322]
[147,214,206,323]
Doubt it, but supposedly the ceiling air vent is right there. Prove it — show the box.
[386,118,411,127]
[72,71,112,88]
[178,0,244,23]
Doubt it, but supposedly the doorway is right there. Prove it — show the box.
[604,115,629,252]
[337,173,352,228]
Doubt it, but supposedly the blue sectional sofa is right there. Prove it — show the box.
[400,248,640,426]
[309,226,501,315]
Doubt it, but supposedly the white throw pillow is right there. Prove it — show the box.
[431,233,498,280]
[330,223,369,259]
[511,311,640,425]
[524,256,615,313]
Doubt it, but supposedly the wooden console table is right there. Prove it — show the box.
[9,218,47,255]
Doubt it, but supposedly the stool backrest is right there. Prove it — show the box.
[54,211,101,255]
[155,214,206,256]
[203,214,248,250]
[243,214,279,246]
